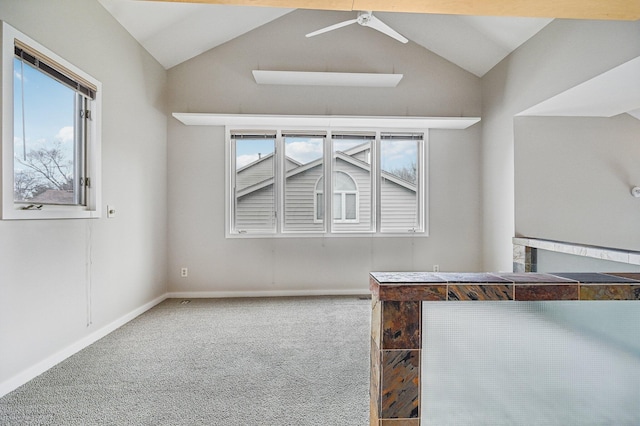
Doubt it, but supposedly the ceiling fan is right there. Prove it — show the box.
[305,11,408,44]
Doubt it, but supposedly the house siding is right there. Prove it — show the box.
[236,156,417,232]
[380,178,418,231]
[236,155,274,192]
[236,186,275,231]
[284,165,324,232]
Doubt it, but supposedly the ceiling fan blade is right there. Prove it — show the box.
[365,15,408,44]
[305,18,358,38]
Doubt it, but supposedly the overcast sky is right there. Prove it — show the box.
[235,137,418,171]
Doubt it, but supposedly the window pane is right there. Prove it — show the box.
[13,58,81,205]
[283,136,324,232]
[333,193,342,220]
[380,138,420,231]
[234,138,275,232]
[335,171,356,190]
[332,137,371,231]
[316,192,324,221]
[345,193,357,220]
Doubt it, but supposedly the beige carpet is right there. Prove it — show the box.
[0,296,371,425]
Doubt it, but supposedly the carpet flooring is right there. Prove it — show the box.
[0,297,371,425]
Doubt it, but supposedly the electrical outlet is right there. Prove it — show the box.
[180,267,188,278]
[433,264,440,272]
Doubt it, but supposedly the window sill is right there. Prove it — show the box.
[2,203,101,220]
[227,231,428,239]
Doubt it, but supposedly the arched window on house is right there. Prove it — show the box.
[315,171,359,223]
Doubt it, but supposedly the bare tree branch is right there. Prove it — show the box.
[14,142,74,201]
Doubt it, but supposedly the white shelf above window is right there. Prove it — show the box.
[172,113,480,130]
[252,70,403,87]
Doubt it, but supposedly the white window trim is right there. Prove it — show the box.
[1,21,102,220]
[225,125,429,238]
[229,131,277,234]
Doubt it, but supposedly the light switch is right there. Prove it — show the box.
[107,205,116,218]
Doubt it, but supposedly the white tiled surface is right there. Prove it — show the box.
[514,238,639,266]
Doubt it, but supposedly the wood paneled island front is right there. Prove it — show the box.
[369,272,640,425]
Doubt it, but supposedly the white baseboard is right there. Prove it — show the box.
[167,288,370,299]
[0,294,167,398]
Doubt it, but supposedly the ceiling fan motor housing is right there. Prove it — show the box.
[357,11,373,25]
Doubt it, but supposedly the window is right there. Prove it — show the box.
[284,133,325,232]
[1,22,101,219]
[231,132,276,233]
[332,134,373,232]
[380,133,422,232]
[227,128,426,237]
[315,172,359,223]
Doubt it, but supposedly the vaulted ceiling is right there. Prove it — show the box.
[99,0,555,75]
[98,0,640,118]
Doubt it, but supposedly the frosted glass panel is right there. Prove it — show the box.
[421,302,640,425]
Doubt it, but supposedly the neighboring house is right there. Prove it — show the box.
[28,189,74,205]
[235,143,418,232]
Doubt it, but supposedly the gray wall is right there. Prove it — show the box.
[168,9,481,117]
[515,115,640,252]
[0,0,168,389]
[481,19,640,271]
[166,9,483,294]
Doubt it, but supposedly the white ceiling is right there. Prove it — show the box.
[518,56,640,118]
[98,0,639,120]
[98,0,293,69]
[98,0,552,76]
